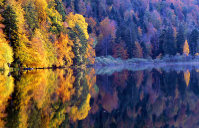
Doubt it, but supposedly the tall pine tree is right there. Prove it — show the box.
[176,25,185,54]
[189,29,199,56]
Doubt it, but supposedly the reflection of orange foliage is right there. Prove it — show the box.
[56,69,75,102]
[113,70,128,88]
[101,89,118,113]
[184,70,190,87]
[86,68,96,90]
[133,71,144,88]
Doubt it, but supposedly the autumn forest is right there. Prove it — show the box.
[1,0,199,69]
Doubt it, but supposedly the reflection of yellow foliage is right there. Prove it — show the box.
[10,68,96,127]
[70,94,91,121]
[16,70,52,128]
[184,70,190,87]
[0,73,14,127]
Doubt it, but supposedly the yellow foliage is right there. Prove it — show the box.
[35,0,48,23]
[66,13,89,40]
[7,0,26,34]
[47,3,63,27]
[0,20,13,69]
[184,70,190,87]
[183,40,189,56]
[0,42,13,69]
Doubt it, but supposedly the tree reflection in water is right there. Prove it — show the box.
[2,67,199,127]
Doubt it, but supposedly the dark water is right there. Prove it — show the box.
[1,66,199,128]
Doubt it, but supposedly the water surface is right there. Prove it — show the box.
[1,66,199,128]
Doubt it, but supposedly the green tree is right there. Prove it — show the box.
[189,29,199,56]
[55,0,66,21]
[2,5,18,48]
[176,25,185,54]
[163,26,176,55]
[24,0,39,34]
[66,13,89,66]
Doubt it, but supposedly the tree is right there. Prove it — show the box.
[35,0,48,24]
[96,17,116,56]
[23,0,39,34]
[66,13,89,65]
[85,38,96,65]
[183,40,189,56]
[176,25,185,54]
[54,0,66,21]
[0,16,13,69]
[133,41,143,58]
[163,26,176,55]
[2,5,18,48]
[55,33,74,67]
[112,42,128,59]
[189,29,199,56]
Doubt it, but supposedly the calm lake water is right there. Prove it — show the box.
[1,65,199,128]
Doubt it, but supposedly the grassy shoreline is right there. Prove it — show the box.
[95,55,199,66]
[1,55,199,71]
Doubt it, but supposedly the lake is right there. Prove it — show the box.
[1,65,199,128]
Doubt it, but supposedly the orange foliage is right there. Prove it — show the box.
[113,70,129,88]
[55,33,74,67]
[113,42,128,59]
[85,38,96,65]
[133,41,143,58]
[99,17,116,38]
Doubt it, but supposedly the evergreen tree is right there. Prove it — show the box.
[159,29,166,56]
[189,29,199,56]
[24,1,39,34]
[163,26,176,55]
[2,5,18,48]
[176,25,185,54]
[55,0,67,21]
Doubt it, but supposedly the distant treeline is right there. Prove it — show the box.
[61,0,199,59]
